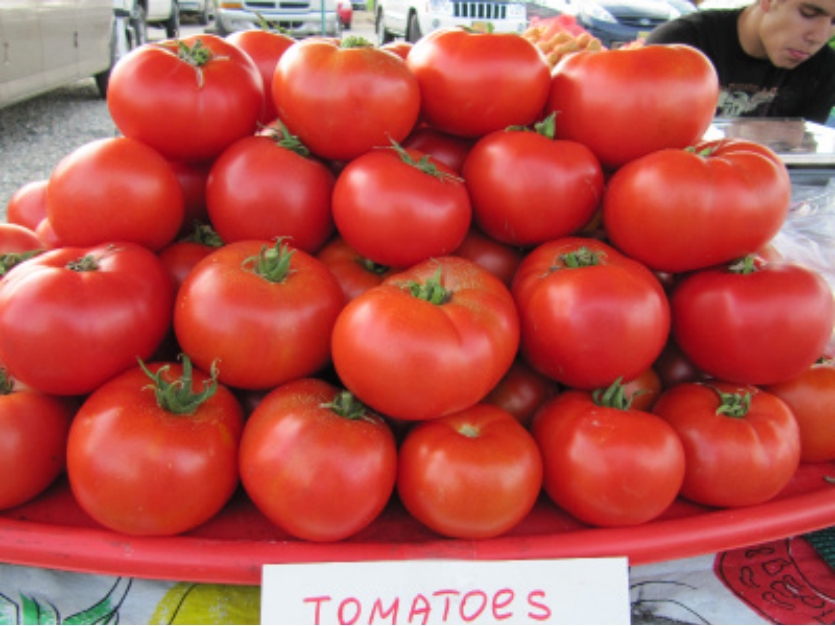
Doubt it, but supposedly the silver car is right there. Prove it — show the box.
[215,0,341,37]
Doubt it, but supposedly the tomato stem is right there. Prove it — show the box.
[357,256,390,275]
[387,138,463,182]
[176,39,228,88]
[139,355,218,416]
[242,239,294,283]
[179,220,224,248]
[592,377,633,410]
[341,36,374,48]
[263,119,311,158]
[321,390,373,421]
[405,268,450,305]
[713,389,751,417]
[728,255,760,275]
[0,369,14,395]
[66,254,101,272]
[558,247,602,269]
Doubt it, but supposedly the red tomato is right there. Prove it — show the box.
[169,159,212,230]
[765,359,835,462]
[158,221,224,290]
[452,227,524,288]
[380,40,413,60]
[651,381,800,507]
[174,239,344,390]
[315,235,395,302]
[225,28,296,124]
[406,29,551,138]
[0,370,76,510]
[483,359,559,427]
[272,38,420,161]
[0,243,174,396]
[603,139,791,273]
[332,144,471,267]
[653,339,708,389]
[0,223,44,254]
[621,367,663,412]
[531,383,685,527]
[239,378,397,542]
[46,137,185,251]
[397,403,543,539]
[107,34,264,162]
[6,179,48,231]
[401,126,473,174]
[332,256,520,421]
[67,358,243,535]
[671,256,835,385]
[206,129,335,254]
[545,45,719,170]
[463,117,604,246]
[511,237,670,390]
[34,217,62,249]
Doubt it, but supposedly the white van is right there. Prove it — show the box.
[0,0,137,109]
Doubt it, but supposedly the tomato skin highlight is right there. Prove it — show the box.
[0,243,175,396]
[239,378,398,542]
[331,256,520,421]
[397,403,543,540]
[546,44,719,169]
[531,389,686,527]
[671,258,835,386]
[66,361,244,536]
[651,381,800,508]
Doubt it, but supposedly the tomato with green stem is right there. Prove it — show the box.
[239,378,398,542]
[66,357,244,535]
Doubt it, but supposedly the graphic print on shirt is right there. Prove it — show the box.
[719,85,779,117]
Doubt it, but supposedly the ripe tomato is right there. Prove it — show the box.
[511,237,670,390]
[332,256,520,421]
[47,137,185,252]
[380,40,413,60]
[545,44,719,169]
[463,116,604,246]
[671,256,835,385]
[651,381,800,507]
[0,370,76,510]
[239,378,398,542]
[764,359,835,462]
[174,239,344,390]
[107,34,264,162]
[0,223,44,254]
[406,28,551,138]
[169,159,211,230]
[653,339,709,389]
[622,367,663,412]
[332,143,471,268]
[452,227,524,288]
[206,129,335,254]
[6,179,48,231]
[483,359,559,427]
[67,358,243,535]
[397,403,543,539]
[602,139,791,273]
[158,222,224,290]
[531,382,685,527]
[272,38,420,161]
[315,235,395,302]
[401,126,473,174]
[0,243,174,396]
[225,29,296,124]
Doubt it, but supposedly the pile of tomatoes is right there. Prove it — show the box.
[2,27,835,544]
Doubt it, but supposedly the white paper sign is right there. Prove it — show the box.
[261,558,630,625]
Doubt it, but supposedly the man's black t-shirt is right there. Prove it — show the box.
[645,9,835,123]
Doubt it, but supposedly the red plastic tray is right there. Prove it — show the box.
[2,461,834,585]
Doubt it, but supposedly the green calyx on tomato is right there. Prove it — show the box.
[340,36,374,49]
[388,139,462,183]
[0,250,41,276]
[0,368,14,395]
[357,256,390,276]
[180,220,224,248]
[174,39,222,88]
[591,377,635,411]
[712,387,752,418]
[139,355,218,415]
[65,250,112,272]
[727,255,761,275]
[558,246,602,270]
[506,112,557,139]
[262,119,311,158]
[242,240,294,283]
[320,389,376,422]
[405,269,450,305]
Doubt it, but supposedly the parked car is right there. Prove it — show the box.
[526,0,694,48]
[180,0,217,24]
[215,0,341,37]
[376,0,528,45]
[338,0,353,27]
[0,0,138,108]
[147,0,180,37]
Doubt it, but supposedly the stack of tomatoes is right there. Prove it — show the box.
[1,28,834,544]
